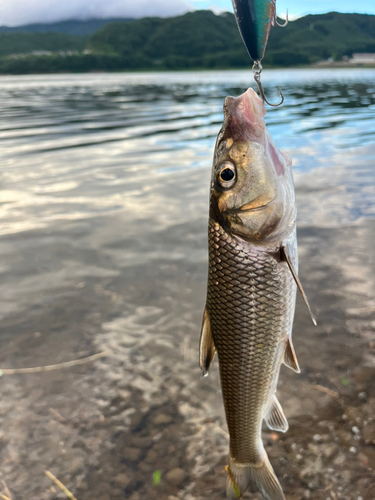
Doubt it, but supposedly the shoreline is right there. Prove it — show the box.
[0,64,374,77]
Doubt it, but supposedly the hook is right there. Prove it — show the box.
[271,2,288,27]
[274,8,288,27]
[252,61,284,107]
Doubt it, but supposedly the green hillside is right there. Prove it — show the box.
[0,11,374,74]
[88,11,243,69]
[266,12,375,65]
[0,32,86,57]
[88,11,375,68]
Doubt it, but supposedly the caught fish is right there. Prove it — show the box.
[199,88,315,500]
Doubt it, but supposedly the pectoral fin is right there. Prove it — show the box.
[199,308,216,376]
[281,244,317,326]
[265,395,289,433]
[283,337,300,373]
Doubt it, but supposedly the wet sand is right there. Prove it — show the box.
[0,70,374,500]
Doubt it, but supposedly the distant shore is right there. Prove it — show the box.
[0,11,374,76]
[0,63,374,77]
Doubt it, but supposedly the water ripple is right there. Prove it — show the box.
[0,69,374,236]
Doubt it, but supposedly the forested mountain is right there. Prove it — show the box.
[89,11,375,67]
[0,11,374,74]
[267,12,375,65]
[0,32,86,57]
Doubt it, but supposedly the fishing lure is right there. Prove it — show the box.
[232,0,288,106]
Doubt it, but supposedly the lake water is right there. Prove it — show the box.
[0,69,374,500]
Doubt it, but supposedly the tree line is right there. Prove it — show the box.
[0,11,374,74]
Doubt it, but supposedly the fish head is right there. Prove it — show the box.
[210,88,296,244]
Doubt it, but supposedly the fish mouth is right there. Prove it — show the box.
[224,88,266,141]
[235,196,276,213]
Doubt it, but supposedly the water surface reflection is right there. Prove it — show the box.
[0,69,374,500]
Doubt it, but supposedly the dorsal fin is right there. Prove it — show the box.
[199,308,216,376]
[283,337,300,373]
[281,244,317,326]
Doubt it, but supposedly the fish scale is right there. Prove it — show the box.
[206,218,295,465]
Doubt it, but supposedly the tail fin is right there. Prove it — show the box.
[226,462,250,499]
[226,452,285,500]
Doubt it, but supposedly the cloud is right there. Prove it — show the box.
[0,0,194,27]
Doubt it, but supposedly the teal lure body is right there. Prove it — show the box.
[232,0,276,62]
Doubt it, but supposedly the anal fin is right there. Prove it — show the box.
[283,337,300,373]
[265,395,288,433]
[199,308,216,376]
[281,244,317,326]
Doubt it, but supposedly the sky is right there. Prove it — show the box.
[0,0,374,27]
[196,0,375,17]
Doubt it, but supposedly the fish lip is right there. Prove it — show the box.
[231,196,277,214]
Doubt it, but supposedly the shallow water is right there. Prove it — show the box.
[0,69,374,500]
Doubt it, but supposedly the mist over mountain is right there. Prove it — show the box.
[0,0,191,27]
[0,18,133,36]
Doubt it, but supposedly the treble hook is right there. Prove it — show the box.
[252,61,284,107]
[271,1,288,27]
[274,8,288,27]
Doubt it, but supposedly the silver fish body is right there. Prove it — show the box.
[208,221,297,458]
[200,88,303,500]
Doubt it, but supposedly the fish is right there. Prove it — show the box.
[231,0,277,62]
[199,88,315,500]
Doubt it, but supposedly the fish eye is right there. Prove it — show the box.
[220,168,234,181]
[216,162,236,189]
